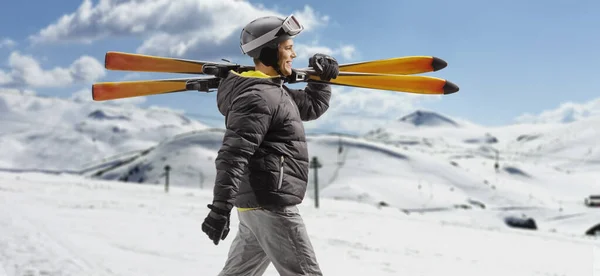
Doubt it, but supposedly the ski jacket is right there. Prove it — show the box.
[213,70,331,208]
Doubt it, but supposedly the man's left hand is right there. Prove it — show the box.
[202,202,231,245]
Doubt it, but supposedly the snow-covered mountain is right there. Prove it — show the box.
[365,109,600,173]
[2,91,600,238]
[397,109,461,128]
[0,90,209,171]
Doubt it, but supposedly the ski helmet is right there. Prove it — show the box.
[240,14,303,68]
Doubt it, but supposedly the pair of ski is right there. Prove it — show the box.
[91,51,459,101]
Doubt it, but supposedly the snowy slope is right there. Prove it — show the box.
[87,128,226,189]
[366,112,600,204]
[0,171,598,276]
[78,127,600,237]
[397,109,462,128]
[357,110,600,235]
[0,90,209,171]
[3,92,600,237]
[365,109,600,173]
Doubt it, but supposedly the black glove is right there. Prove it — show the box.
[309,53,339,81]
[202,202,231,245]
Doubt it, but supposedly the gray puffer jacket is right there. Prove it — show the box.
[213,70,331,209]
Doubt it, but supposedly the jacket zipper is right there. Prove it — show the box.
[277,155,284,190]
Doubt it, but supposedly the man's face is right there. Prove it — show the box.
[277,39,296,76]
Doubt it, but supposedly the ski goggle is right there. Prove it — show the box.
[281,14,303,36]
[241,14,304,54]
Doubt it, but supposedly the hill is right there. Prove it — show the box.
[0,90,209,170]
[2,91,600,237]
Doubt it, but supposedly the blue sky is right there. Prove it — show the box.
[1,0,600,134]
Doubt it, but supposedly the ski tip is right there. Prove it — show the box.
[91,84,100,101]
[443,80,459,94]
[104,52,109,69]
[431,57,447,71]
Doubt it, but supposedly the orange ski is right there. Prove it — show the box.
[93,78,196,101]
[337,56,446,75]
[104,52,209,74]
[310,72,458,95]
[104,51,446,75]
[92,72,457,101]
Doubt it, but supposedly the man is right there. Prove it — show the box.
[201,14,339,276]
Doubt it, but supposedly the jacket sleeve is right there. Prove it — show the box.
[285,82,332,121]
[213,91,272,206]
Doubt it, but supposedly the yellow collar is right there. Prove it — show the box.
[233,70,279,79]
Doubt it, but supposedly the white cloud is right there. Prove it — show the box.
[120,73,142,81]
[0,51,105,88]
[303,86,442,134]
[338,45,358,60]
[30,0,330,60]
[293,43,357,62]
[0,87,36,96]
[147,105,185,113]
[0,38,16,49]
[515,98,600,124]
[71,88,146,106]
[293,5,329,30]
[70,89,93,103]
[70,55,107,82]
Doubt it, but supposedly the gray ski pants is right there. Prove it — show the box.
[217,205,323,276]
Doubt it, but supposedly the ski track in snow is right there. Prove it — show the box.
[1,172,600,276]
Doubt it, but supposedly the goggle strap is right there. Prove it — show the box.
[240,26,281,54]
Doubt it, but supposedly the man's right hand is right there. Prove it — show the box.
[309,53,339,81]
[202,201,231,245]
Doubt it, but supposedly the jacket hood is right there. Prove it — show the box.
[216,70,284,116]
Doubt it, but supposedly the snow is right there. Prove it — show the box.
[1,172,599,276]
[396,109,462,128]
[1,91,600,275]
[0,90,209,171]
